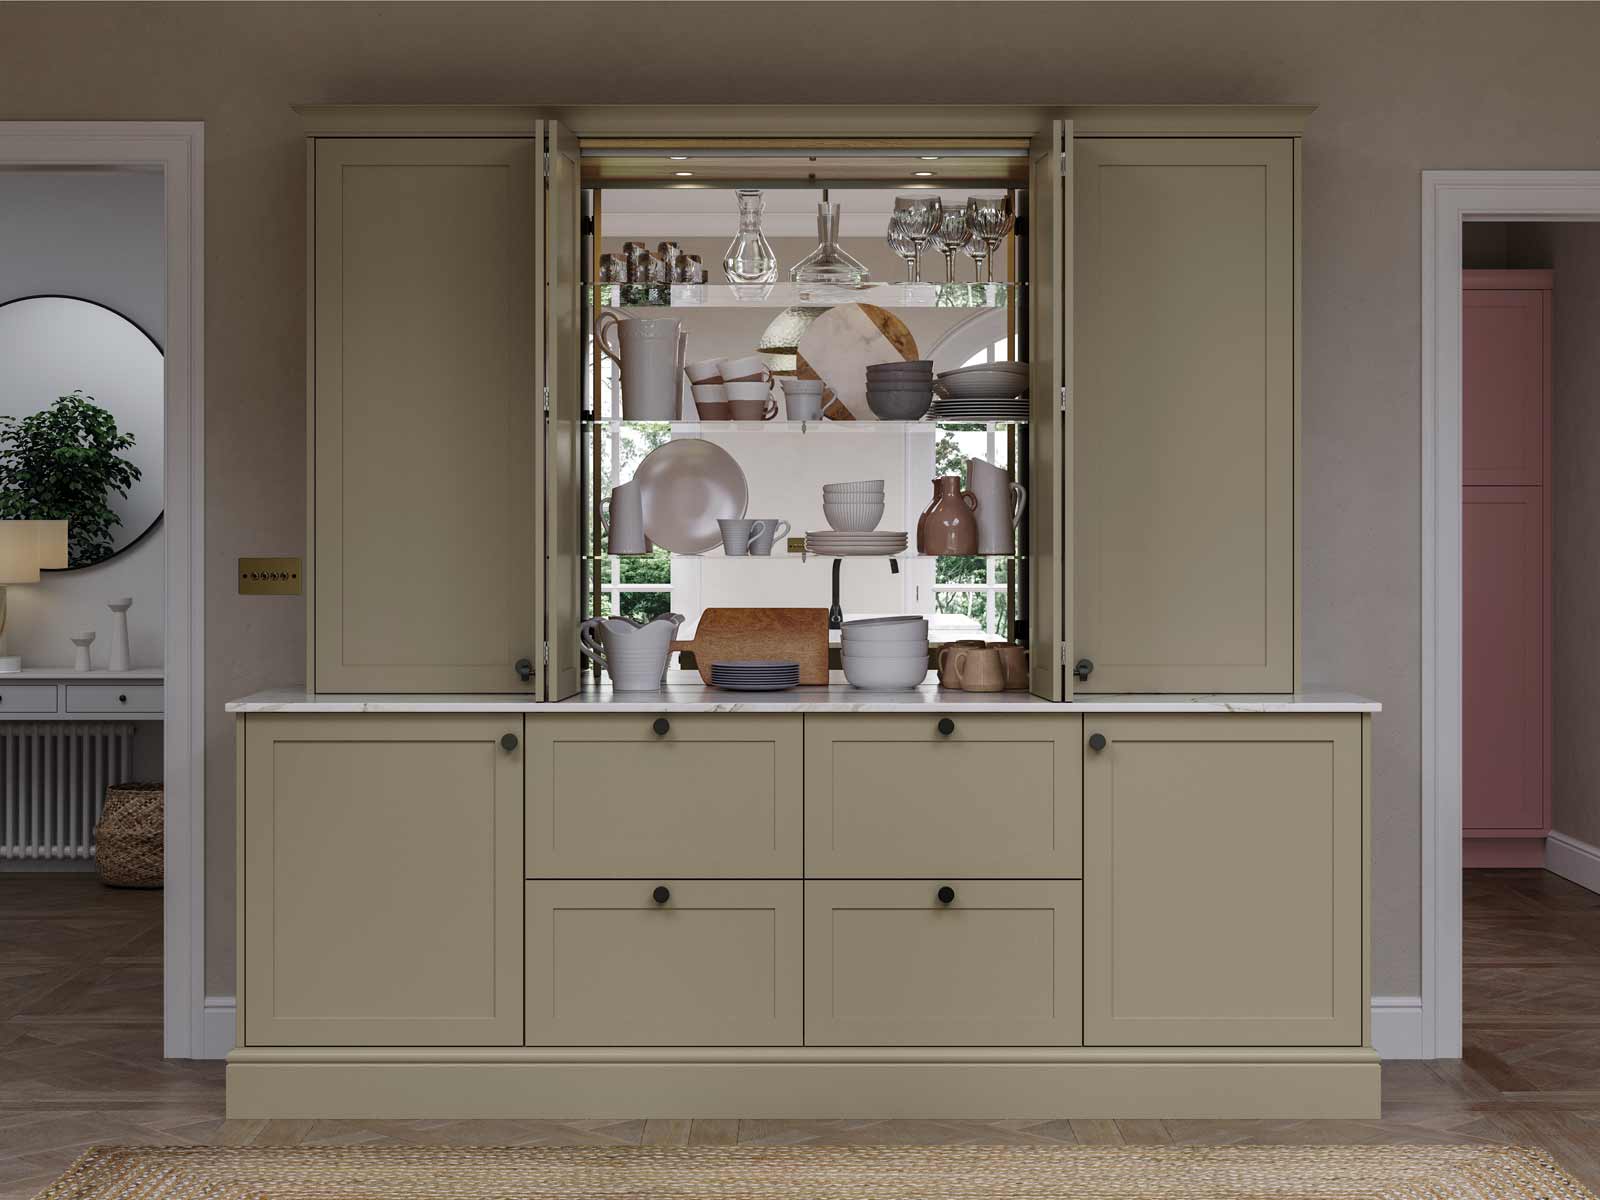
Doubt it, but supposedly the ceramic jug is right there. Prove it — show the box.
[594,310,687,420]
[917,475,979,556]
[967,457,1027,555]
[577,612,685,691]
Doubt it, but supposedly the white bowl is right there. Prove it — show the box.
[841,654,930,690]
[842,615,928,630]
[839,642,929,660]
[823,500,885,532]
[822,479,886,493]
[841,629,928,648]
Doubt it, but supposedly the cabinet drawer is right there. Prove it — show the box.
[805,715,1081,877]
[525,880,801,1046]
[65,684,162,714]
[0,684,57,713]
[805,880,1083,1046]
[526,715,801,877]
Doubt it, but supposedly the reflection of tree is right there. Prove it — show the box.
[0,391,141,567]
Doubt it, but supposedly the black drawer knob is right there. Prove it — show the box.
[937,717,955,737]
[1088,732,1107,752]
[500,733,519,752]
[652,885,671,905]
[118,695,127,703]
[937,885,956,905]
[652,717,670,736]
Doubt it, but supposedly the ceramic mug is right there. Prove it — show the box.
[996,643,1028,690]
[685,358,724,385]
[718,354,771,384]
[606,480,651,555]
[952,646,1006,693]
[725,380,778,421]
[782,379,825,421]
[937,640,988,689]
[691,383,731,420]
[718,518,767,556]
[746,519,792,556]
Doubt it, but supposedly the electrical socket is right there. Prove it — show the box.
[786,537,806,554]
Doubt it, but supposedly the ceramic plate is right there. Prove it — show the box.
[634,439,750,554]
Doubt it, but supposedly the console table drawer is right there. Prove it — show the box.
[65,684,163,714]
[805,714,1081,878]
[0,684,58,713]
[805,880,1083,1046]
[526,715,801,877]
[525,880,802,1046]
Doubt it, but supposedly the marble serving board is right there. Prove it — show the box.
[796,303,918,421]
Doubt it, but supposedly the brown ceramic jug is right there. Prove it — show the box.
[917,475,980,556]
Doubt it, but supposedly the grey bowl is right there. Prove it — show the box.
[867,391,934,421]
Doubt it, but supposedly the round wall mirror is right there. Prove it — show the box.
[0,295,163,569]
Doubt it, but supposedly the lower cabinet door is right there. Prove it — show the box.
[525,881,802,1046]
[805,881,1083,1046]
[243,715,524,1046]
[1083,715,1364,1047]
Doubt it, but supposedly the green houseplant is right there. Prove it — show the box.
[0,390,141,568]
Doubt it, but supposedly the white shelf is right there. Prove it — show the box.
[590,281,1017,310]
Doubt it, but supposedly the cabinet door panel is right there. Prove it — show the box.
[806,881,1083,1046]
[1464,486,1548,834]
[314,139,538,693]
[243,715,524,1046]
[1463,289,1549,487]
[525,881,801,1046]
[1075,138,1295,693]
[805,714,1080,878]
[1083,715,1362,1046]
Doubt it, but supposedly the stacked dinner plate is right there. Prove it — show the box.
[931,361,1030,424]
[710,660,801,692]
[806,530,908,557]
[840,616,930,690]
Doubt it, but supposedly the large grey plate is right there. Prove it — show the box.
[634,439,750,554]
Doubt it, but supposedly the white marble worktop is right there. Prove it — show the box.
[228,677,1380,715]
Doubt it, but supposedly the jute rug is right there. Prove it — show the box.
[33,1144,1597,1200]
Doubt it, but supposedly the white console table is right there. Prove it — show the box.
[0,668,164,720]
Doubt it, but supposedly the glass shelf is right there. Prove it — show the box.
[584,417,1027,431]
[590,552,1022,561]
[588,281,1018,310]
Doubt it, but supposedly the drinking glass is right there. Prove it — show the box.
[891,194,943,284]
[965,195,1014,285]
[886,214,919,284]
[928,209,970,284]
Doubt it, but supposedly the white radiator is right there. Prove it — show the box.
[0,722,134,861]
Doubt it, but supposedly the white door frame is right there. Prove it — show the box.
[0,122,205,1057]
[1421,170,1600,1059]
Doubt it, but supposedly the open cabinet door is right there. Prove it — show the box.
[1028,119,1071,700]
[539,120,584,700]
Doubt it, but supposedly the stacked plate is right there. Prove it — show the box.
[929,397,1031,423]
[931,362,1030,424]
[710,660,801,692]
[865,360,934,421]
[806,530,908,556]
[840,616,930,690]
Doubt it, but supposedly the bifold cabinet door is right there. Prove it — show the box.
[243,716,524,1046]
[525,881,802,1046]
[313,138,540,693]
[1074,138,1295,693]
[1082,715,1363,1046]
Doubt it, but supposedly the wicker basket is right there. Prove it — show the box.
[95,782,163,889]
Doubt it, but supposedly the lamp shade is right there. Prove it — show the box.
[0,520,69,583]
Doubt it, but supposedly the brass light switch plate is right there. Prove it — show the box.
[239,557,302,595]
[786,537,807,554]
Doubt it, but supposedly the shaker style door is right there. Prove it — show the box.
[312,138,540,693]
[1074,138,1295,693]
[1462,284,1550,487]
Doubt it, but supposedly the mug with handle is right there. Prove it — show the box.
[718,518,767,556]
[952,646,1006,693]
[937,640,987,688]
[747,519,792,556]
[725,380,778,421]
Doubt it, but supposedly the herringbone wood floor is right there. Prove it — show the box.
[3,871,1600,1198]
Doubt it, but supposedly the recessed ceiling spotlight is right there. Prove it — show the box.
[913,170,935,177]
[668,155,689,161]
[920,156,941,161]
[674,171,694,177]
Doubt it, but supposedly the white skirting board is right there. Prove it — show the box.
[1546,831,1600,896]
[198,1001,1424,1063]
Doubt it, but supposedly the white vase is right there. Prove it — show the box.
[70,632,95,673]
[107,598,132,672]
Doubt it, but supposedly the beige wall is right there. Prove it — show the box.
[4,2,1599,999]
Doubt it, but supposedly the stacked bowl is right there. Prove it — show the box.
[865,360,934,421]
[822,479,885,532]
[840,616,931,690]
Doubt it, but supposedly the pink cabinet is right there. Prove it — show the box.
[1462,271,1552,866]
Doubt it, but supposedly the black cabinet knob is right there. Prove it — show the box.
[1088,732,1107,752]
[118,695,127,703]
[937,885,956,905]
[1074,658,1094,682]
[500,733,519,752]
[937,717,955,736]
[652,885,671,905]
[514,658,533,682]
[652,717,671,736]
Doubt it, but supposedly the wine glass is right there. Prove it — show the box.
[886,214,920,284]
[928,209,970,285]
[891,194,943,284]
[965,195,1014,285]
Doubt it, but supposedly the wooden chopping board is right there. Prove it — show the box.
[673,608,830,686]
[795,303,918,421]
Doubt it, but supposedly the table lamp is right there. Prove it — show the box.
[0,520,69,673]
